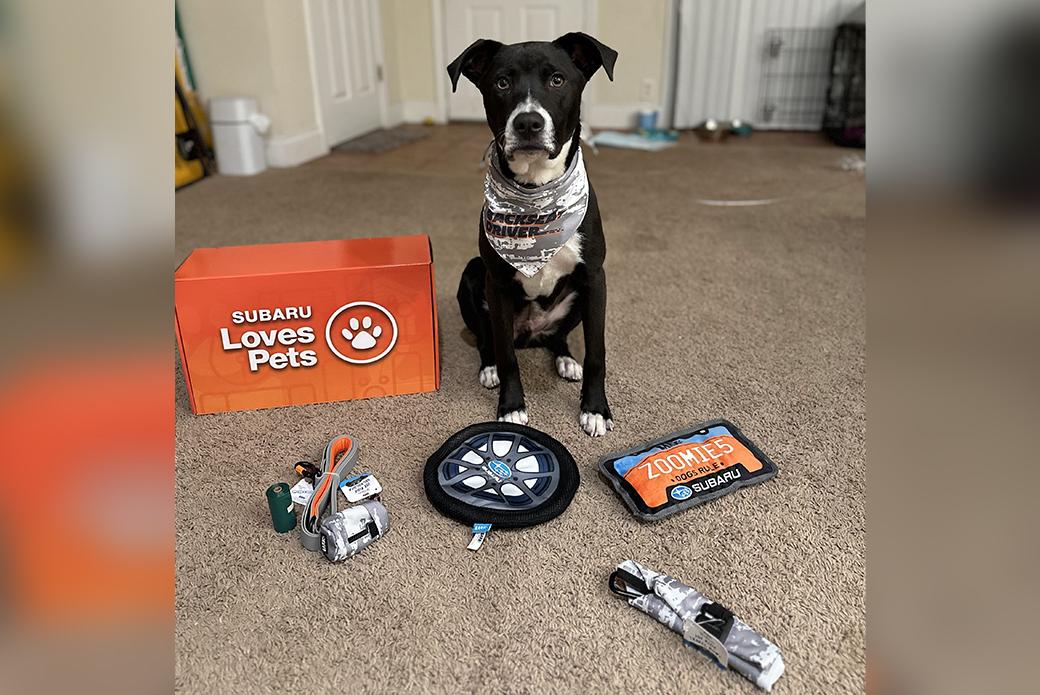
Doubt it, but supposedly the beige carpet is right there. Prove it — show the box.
[175,125,864,693]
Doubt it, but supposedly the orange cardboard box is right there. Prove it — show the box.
[175,236,439,414]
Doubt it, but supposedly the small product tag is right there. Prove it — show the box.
[289,478,314,506]
[468,523,492,551]
[339,473,382,503]
[683,618,729,669]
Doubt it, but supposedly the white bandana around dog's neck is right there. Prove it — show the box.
[482,143,589,278]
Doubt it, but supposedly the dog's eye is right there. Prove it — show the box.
[549,73,565,88]
[495,76,510,91]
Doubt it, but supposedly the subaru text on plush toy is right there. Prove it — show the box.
[450,33,619,437]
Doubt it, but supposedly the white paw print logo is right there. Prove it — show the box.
[342,316,382,350]
[325,301,399,365]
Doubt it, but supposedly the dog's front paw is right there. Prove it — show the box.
[555,356,583,382]
[478,366,500,389]
[580,411,614,437]
[498,409,529,425]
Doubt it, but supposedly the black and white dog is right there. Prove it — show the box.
[450,33,618,437]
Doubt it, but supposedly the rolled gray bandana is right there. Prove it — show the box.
[611,559,785,691]
[319,500,389,562]
[482,144,589,278]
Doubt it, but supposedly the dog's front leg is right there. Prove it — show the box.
[579,268,613,436]
[485,272,528,424]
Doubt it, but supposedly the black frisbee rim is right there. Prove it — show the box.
[423,422,580,528]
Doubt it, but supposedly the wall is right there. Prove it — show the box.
[178,0,274,107]
[179,0,677,169]
[589,0,672,126]
[380,0,441,122]
[178,0,326,167]
[382,0,675,128]
[263,0,321,138]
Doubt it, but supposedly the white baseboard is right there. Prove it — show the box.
[399,100,445,124]
[585,103,666,130]
[266,129,328,168]
[385,102,405,128]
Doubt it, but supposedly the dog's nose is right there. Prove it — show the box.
[513,112,544,136]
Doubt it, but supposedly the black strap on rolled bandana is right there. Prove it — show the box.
[695,602,735,643]
[608,567,652,599]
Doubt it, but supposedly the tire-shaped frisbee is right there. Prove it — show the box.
[423,422,579,528]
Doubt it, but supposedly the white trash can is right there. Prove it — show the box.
[209,98,271,176]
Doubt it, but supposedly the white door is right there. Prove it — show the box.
[444,0,585,121]
[308,0,384,145]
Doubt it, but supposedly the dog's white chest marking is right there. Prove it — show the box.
[508,138,571,187]
[514,289,577,340]
[500,121,584,339]
[517,233,582,299]
[512,234,582,339]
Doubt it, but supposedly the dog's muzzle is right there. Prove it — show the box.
[505,106,554,156]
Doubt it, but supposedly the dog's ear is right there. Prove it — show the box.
[446,39,504,92]
[552,32,618,82]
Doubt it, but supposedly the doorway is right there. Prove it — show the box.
[307,0,385,145]
[443,0,586,121]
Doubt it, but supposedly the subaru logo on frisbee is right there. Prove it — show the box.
[487,460,511,480]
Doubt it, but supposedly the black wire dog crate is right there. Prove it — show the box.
[823,21,866,147]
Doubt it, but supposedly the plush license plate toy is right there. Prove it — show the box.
[598,419,777,521]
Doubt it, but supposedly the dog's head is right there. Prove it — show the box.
[447,33,617,160]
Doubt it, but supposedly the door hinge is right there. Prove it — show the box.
[376,64,383,81]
